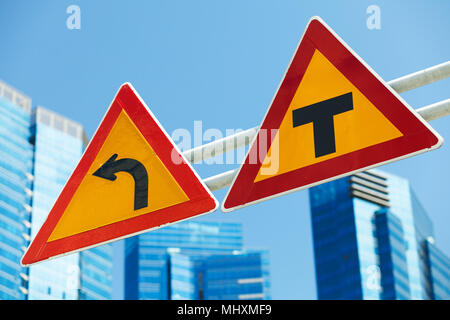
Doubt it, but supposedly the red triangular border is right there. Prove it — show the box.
[222,17,442,212]
[22,83,218,266]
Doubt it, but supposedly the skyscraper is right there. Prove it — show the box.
[117,221,271,300]
[309,169,450,300]
[0,80,33,300]
[0,80,113,300]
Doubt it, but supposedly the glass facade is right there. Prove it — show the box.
[423,239,450,300]
[374,209,410,299]
[170,251,270,300]
[79,245,114,300]
[202,250,270,300]
[309,169,450,300]
[0,80,113,299]
[121,221,271,300]
[0,82,32,300]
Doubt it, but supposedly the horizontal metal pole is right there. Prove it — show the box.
[388,61,450,94]
[203,98,450,192]
[183,61,450,164]
[183,127,258,164]
[203,169,237,192]
[416,98,450,122]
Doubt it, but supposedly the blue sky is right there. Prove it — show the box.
[1,0,449,299]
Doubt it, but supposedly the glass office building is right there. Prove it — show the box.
[309,169,450,300]
[119,221,271,300]
[0,80,33,299]
[0,80,113,300]
[170,250,271,300]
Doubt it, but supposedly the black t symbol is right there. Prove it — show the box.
[292,92,354,158]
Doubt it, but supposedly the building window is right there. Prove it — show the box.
[67,123,79,138]
[38,111,51,126]
[54,117,64,131]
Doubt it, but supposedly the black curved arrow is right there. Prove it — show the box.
[92,154,148,210]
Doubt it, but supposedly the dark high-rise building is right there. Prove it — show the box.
[309,169,449,300]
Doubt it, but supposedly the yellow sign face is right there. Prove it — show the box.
[255,49,403,182]
[49,110,189,241]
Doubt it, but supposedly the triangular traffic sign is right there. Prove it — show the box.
[22,83,218,265]
[222,17,443,212]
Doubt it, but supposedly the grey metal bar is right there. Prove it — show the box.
[416,99,450,122]
[183,127,258,164]
[388,61,450,94]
